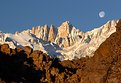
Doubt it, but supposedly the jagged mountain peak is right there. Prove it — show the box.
[59,21,73,29]
[62,21,70,24]
[50,24,54,28]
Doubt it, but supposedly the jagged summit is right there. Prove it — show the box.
[0,20,119,60]
[61,21,71,26]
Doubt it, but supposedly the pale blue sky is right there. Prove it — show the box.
[0,0,121,33]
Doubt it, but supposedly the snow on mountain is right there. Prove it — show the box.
[58,20,118,60]
[0,20,119,60]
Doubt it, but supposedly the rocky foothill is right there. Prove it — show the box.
[0,20,121,83]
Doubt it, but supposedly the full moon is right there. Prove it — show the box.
[99,11,105,18]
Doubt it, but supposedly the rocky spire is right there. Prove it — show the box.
[31,27,35,34]
[35,26,41,38]
[43,25,49,41]
[48,25,57,42]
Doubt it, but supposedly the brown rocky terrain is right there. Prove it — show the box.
[0,20,121,83]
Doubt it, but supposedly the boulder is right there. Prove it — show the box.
[0,44,11,55]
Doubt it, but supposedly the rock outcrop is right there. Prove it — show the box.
[0,44,11,55]
[58,21,72,38]
[55,21,71,47]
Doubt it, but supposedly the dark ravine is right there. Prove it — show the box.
[0,20,121,83]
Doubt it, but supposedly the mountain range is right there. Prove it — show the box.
[0,20,119,61]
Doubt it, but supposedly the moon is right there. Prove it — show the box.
[99,11,105,18]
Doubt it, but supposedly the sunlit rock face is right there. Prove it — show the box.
[58,21,72,38]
